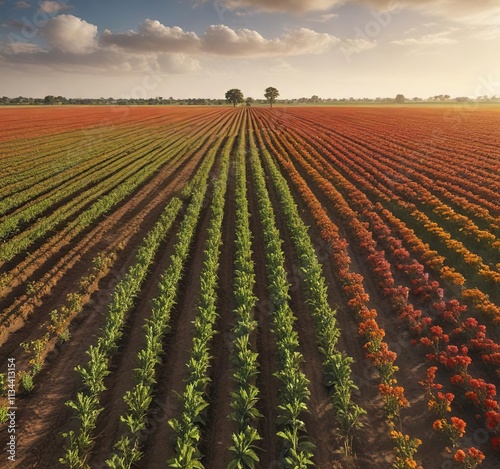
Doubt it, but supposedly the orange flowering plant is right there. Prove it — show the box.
[454,447,485,468]
[390,424,423,469]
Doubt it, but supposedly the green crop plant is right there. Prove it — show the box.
[248,118,314,467]
[253,112,366,458]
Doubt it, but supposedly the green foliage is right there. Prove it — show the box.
[104,138,222,467]
[19,371,34,394]
[264,87,279,108]
[228,427,262,469]
[0,373,6,397]
[227,124,263,468]
[60,189,190,466]
[168,128,232,468]
[256,124,366,457]
[225,89,244,107]
[249,125,314,466]
[0,406,8,424]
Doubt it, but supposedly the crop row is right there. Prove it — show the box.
[249,117,316,467]
[250,112,366,457]
[227,117,262,468]
[57,129,225,467]
[0,109,233,337]
[251,109,423,468]
[256,108,498,465]
[167,124,234,468]
[285,111,500,323]
[0,108,228,262]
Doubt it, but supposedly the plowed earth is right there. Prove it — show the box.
[1,105,500,468]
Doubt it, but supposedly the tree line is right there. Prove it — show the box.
[1,91,497,106]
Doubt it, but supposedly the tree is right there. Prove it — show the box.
[245,97,254,107]
[394,94,406,104]
[264,87,279,108]
[225,89,244,107]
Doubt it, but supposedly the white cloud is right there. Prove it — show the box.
[100,20,200,53]
[0,43,196,75]
[202,25,339,56]
[392,30,457,46]
[39,1,71,14]
[1,17,343,76]
[101,20,339,58]
[1,42,42,54]
[40,15,97,53]
[156,54,200,74]
[309,13,339,22]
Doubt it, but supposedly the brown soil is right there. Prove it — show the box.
[2,107,499,469]
[244,142,283,467]
[203,142,238,468]
[0,110,227,468]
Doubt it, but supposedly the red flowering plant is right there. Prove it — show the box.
[437,345,471,374]
[400,304,431,338]
[433,299,467,325]
[453,318,485,342]
[454,447,485,468]
[450,371,500,432]
[420,367,467,447]
[451,318,500,370]
[465,378,498,414]
[420,326,449,361]
[432,417,467,447]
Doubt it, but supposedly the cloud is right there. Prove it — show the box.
[15,0,31,9]
[391,30,457,46]
[472,27,500,41]
[194,0,500,24]
[411,0,500,25]
[100,20,200,53]
[0,16,351,75]
[269,59,296,74]
[40,15,97,53]
[1,42,42,54]
[194,0,345,14]
[201,25,339,56]
[2,48,157,73]
[355,0,500,24]
[309,13,339,22]
[101,20,339,57]
[39,1,71,14]
[156,54,200,74]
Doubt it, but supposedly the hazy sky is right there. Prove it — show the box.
[0,0,499,99]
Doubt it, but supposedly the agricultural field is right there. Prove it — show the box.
[1,104,500,468]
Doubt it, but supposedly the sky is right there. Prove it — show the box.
[0,0,499,99]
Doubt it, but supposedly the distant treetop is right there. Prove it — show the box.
[264,87,279,108]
